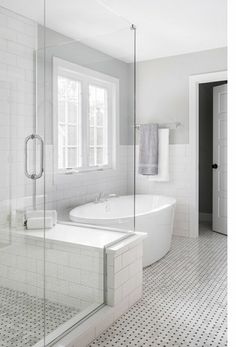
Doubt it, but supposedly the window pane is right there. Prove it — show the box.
[89,85,108,167]
[97,148,104,165]
[58,125,66,147]
[58,76,66,99]
[89,85,107,128]
[97,128,103,146]
[68,102,78,123]
[58,101,66,122]
[68,126,77,146]
[90,112,95,126]
[68,148,77,168]
[89,147,95,166]
[57,74,81,169]
[58,125,66,169]
[58,148,65,169]
[96,108,104,126]
[90,128,94,146]
[89,83,96,100]
[96,87,105,103]
[67,79,78,99]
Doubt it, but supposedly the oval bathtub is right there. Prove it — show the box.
[70,195,176,267]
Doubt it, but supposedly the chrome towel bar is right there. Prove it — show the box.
[134,122,181,130]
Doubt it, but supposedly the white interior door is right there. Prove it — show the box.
[212,84,227,235]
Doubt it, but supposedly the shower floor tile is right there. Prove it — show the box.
[89,224,227,347]
[0,287,79,347]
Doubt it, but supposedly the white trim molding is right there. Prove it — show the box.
[189,70,227,238]
[53,57,120,175]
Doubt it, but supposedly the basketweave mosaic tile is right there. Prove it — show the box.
[89,225,227,347]
[0,287,79,347]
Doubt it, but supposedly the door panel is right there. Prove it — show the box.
[0,5,46,346]
[213,84,227,234]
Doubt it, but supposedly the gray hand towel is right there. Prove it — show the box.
[138,123,159,175]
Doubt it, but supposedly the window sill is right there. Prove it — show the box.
[57,167,115,175]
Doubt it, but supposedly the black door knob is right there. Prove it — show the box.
[212,164,218,169]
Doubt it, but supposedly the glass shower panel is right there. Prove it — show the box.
[40,0,136,344]
[0,0,135,345]
[0,2,46,347]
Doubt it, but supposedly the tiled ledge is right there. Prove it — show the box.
[106,233,146,307]
[53,232,146,347]
[106,232,146,256]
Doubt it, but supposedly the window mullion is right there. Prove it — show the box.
[82,79,89,170]
[94,89,97,166]
[105,90,110,165]
[77,85,81,168]
[65,98,68,168]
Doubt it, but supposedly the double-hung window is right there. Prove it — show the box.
[53,57,118,173]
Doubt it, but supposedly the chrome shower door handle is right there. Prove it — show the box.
[25,134,44,180]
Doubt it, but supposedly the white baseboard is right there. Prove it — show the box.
[199,213,212,222]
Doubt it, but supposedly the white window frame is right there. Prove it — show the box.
[53,57,119,174]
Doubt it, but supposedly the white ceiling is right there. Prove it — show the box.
[0,0,227,62]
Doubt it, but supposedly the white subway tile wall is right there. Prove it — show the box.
[53,235,144,347]
[0,229,144,317]
[128,144,191,237]
[106,235,144,307]
[0,7,37,231]
[0,232,104,310]
[37,144,131,220]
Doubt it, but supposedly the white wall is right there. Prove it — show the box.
[136,48,227,144]
[133,48,227,237]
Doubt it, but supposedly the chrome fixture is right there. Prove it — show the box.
[24,134,44,180]
[94,193,119,203]
[135,122,182,130]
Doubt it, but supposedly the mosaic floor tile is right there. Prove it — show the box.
[89,224,227,347]
[0,287,79,347]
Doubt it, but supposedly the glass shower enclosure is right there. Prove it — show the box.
[0,0,136,346]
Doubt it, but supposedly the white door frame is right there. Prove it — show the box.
[189,70,227,238]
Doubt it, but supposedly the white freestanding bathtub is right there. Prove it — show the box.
[70,194,176,267]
